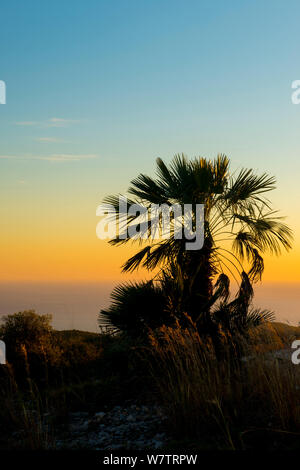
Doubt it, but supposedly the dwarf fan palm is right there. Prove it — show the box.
[103,154,292,324]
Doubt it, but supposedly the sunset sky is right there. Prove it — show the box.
[1,0,300,283]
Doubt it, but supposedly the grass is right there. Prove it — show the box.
[148,319,300,450]
[0,324,151,449]
[0,359,53,449]
[1,312,300,450]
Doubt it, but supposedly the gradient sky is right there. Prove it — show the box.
[1,0,300,282]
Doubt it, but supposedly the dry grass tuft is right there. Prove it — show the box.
[148,319,300,449]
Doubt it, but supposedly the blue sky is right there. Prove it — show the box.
[1,1,299,167]
[1,0,300,281]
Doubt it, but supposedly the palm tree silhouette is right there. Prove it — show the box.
[103,154,292,326]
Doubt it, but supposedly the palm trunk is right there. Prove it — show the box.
[183,238,215,324]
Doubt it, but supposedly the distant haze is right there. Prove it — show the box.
[253,282,300,326]
[0,282,116,332]
[0,281,299,332]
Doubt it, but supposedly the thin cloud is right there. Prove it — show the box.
[15,118,81,128]
[16,121,38,126]
[34,137,67,143]
[43,154,96,161]
[0,154,97,162]
[46,118,81,128]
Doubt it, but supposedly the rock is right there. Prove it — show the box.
[53,402,168,450]
[94,412,106,422]
[69,420,89,432]
[153,440,163,449]
[126,414,136,422]
[69,411,89,419]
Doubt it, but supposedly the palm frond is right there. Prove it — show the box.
[224,168,276,205]
[245,307,275,327]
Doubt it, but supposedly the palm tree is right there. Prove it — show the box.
[99,280,172,337]
[103,154,292,326]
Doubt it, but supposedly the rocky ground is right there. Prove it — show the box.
[52,403,168,450]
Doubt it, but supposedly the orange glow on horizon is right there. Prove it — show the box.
[0,233,298,283]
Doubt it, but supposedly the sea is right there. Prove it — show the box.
[0,281,299,332]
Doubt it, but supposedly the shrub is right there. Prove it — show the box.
[0,310,62,370]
